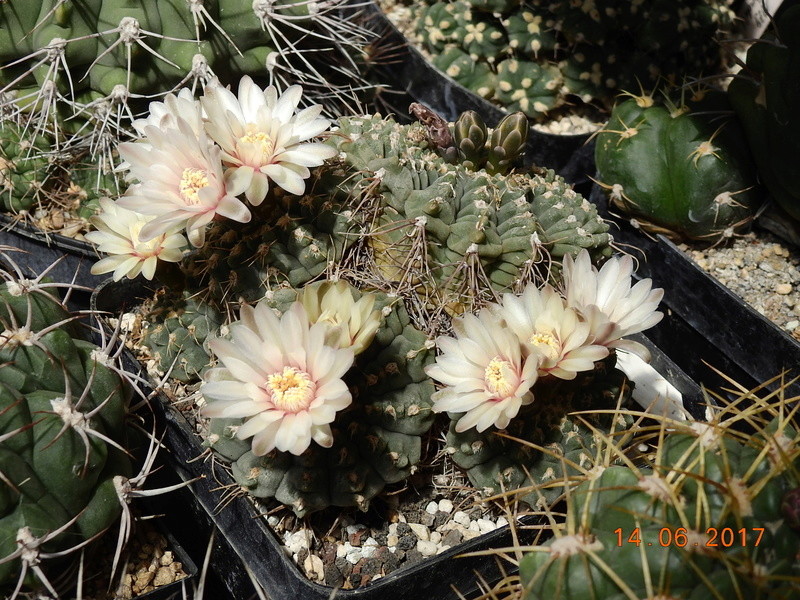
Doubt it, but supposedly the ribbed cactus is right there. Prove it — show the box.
[183,113,613,323]
[518,393,800,599]
[728,4,800,222]
[415,0,739,119]
[0,256,134,596]
[202,282,436,517]
[594,91,762,242]
[0,121,54,214]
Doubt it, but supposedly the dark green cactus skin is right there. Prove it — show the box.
[204,291,435,517]
[0,0,363,106]
[446,354,631,509]
[728,5,800,222]
[0,122,53,214]
[416,0,739,119]
[595,93,762,241]
[518,417,800,600]
[141,292,224,383]
[0,279,132,591]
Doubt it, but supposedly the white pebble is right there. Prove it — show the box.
[786,320,799,330]
[363,537,379,548]
[453,511,470,526]
[416,540,439,556]
[496,516,508,528]
[361,544,377,559]
[437,499,454,513]
[468,521,481,532]
[388,523,398,535]
[284,531,309,555]
[409,523,430,541]
[477,518,496,534]
[345,524,366,536]
[430,531,442,544]
[461,529,482,541]
[387,534,399,547]
[436,545,452,555]
[346,548,363,565]
[336,542,352,559]
[425,501,439,514]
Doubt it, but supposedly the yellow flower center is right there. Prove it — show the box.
[484,357,516,399]
[239,130,275,158]
[529,332,560,361]
[266,366,315,412]
[179,167,210,204]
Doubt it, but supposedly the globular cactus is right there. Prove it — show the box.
[728,4,800,222]
[0,255,134,597]
[518,390,800,600]
[181,112,613,326]
[446,354,633,509]
[594,91,762,243]
[415,0,740,120]
[201,281,436,517]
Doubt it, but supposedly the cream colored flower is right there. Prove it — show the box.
[131,87,204,138]
[201,76,337,205]
[299,280,382,355]
[117,117,251,247]
[85,197,187,281]
[425,309,540,433]
[201,301,354,456]
[562,250,664,360]
[497,284,609,380]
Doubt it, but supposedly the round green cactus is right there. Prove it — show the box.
[518,396,800,600]
[728,4,800,222]
[594,91,762,242]
[0,122,54,214]
[0,264,133,595]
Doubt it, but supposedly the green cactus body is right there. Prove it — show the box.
[0,276,133,593]
[0,122,53,214]
[203,289,436,517]
[518,413,800,600]
[728,5,800,221]
[414,0,739,119]
[594,93,762,242]
[445,354,632,509]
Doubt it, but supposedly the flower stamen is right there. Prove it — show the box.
[529,331,559,360]
[484,357,515,399]
[239,130,275,158]
[179,167,210,204]
[266,366,315,412]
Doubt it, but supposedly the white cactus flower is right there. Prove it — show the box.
[201,301,354,456]
[299,280,383,355]
[497,284,609,380]
[85,197,187,281]
[131,87,204,138]
[201,76,337,205]
[117,116,251,247]
[425,309,540,433]
[562,250,664,360]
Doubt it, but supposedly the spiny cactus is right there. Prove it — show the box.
[414,0,740,120]
[518,385,800,600]
[185,113,613,329]
[594,90,762,243]
[728,3,800,222]
[0,121,54,214]
[0,253,134,597]
[201,281,436,517]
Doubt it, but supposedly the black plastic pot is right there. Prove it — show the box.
[346,1,596,186]
[0,214,103,305]
[96,278,703,600]
[589,184,800,399]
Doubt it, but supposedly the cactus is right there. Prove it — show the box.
[446,353,633,509]
[183,113,613,327]
[518,386,800,600]
[202,282,436,517]
[0,121,55,214]
[594,90,762,243]
[728,4,800,222]
[415,0,740,120]
[0,253,135,596]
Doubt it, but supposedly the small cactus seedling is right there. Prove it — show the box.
[594,90,762,243]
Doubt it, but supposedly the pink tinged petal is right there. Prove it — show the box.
[215,195,252,223]
[225,165,254,196]
[244,172,270,205]
[310,424,334,448]
[237,411,284,438]
[432,390,490,413]
[274,85,303,122]
[261,163,307,195]
[251,421,283,456]
[141,256,158,280]
[238,75,266,119]
[200,396,264,419]
[557,346,608,372]
[188,226,206,248]
[91,255,128,276]
[609,339,652,362]
[293,104,325,126]
[456,401,503,433]
[277,144,336,167]
[113,257,143,281]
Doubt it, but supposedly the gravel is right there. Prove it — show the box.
[679,228,800,340]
